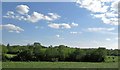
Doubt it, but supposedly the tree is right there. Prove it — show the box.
[2,45,8,54]
[34,42,42,47]
[2,54,9,61]
[45,48,59,61]
[33,46,45,61]
[7,43,10,47]
[58,48,66,61]
[83,47,106,62]
[58,45,67,48]
[2,43,109,62]
[11,50,34,61]
[69,48,85,61]
[7,43,12,53]
[57,45,70,61]
[96,47,106,62]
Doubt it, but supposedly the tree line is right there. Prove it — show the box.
[1,42,120,62]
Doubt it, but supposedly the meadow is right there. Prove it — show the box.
[2,62,119,68]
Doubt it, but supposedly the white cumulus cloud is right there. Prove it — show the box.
[0,24,24,33]
[71,22,79,27]
[27,12,44,23]
[48,23,71,29]
[16,5,30,15]
[70,31,82,34]
[3,11,15,19]
[56,35,60,38]
[48,22,78,29]
[3,5,60,23]
[56,34,64,39]
[87,27,115,32]
[76,0,120,25]
[106,38,111,41]
[47,13,61,20]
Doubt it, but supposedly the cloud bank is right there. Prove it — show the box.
[3,5,60,23]
[76,0,119,25]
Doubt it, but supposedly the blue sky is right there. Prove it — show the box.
[1,1,118,49]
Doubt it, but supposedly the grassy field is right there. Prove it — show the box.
[5,54,16,58]
[105,56,119,62]
[2,62,119,68]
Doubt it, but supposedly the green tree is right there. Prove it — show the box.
[2,45,8,54]
[69,48,85,61]
[12,50,34,61]
[33,46,45,61]
[45,48,59,61]
[83,47,106,62]
[7,43,10,47]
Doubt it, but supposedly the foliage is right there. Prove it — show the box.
[1,42,119,62]
[11,50,34,61]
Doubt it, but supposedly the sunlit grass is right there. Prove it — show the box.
[2,62,118,68]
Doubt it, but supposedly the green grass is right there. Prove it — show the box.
[2,62,118,68]
[0,62,1,69]
[5,54,16,58]
[105,56,118,62]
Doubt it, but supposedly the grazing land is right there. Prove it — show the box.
[2,62,118,68]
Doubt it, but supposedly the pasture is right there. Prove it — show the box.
[2,62,118,68]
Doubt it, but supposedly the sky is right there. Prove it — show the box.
[1,0,119,49]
